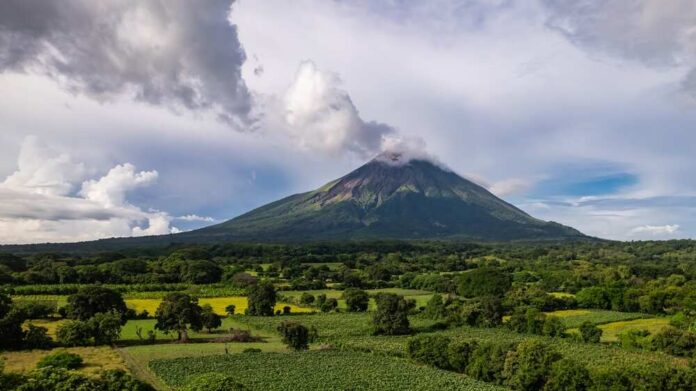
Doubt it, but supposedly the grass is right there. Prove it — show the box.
[120,316,279,342]
[1,346,127,375]
[545,309,648,328]
[149,350,505,391]
[598,318,671,342]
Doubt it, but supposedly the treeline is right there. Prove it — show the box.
[407,335,696,391]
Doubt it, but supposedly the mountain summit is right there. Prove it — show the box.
[193,153,585,241]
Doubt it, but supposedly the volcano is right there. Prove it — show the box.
[190,153,585,242]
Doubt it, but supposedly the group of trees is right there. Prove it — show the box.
[407,335,696,391]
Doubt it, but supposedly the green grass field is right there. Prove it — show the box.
[149,350,505,391]
[598,317,672,342]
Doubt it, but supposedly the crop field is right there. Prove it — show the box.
[148,350,505,391]
[545,309,648,328]
[599,318,671,342]
[1,346,127,375]
[125,296,312,316]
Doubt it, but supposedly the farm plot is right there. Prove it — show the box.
[599,318,671,342]
[545,309,648,328]
[149,350,505,391]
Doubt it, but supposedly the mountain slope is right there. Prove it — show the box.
[190,153,585,241]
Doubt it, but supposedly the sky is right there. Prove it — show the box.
[0,0,695,244]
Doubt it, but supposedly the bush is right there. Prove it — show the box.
[299,293,315,306]
[467,342,516,384]
[98,369,156,391]
[320,298,338,313]
[184,373,245,391]
[225,304,236,316]
[56,320,93,347]
[653,327,696,357]
[37,351,83,369]
[277,321,311,350]
[503,340,561,391]
[17,301,55,319]
[579,321,602,343]
[423,294,447,319]
[542,316,565,338]
[407,335,452,369]
[372,293,414,335]
[24,324,53,349]
[344,289,369,312]
[618,329,651,350]
[544,358,591,391]
[447,340,478,373]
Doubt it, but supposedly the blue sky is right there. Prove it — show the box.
[0,0,695,243]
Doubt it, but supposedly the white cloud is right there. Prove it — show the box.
[630,224,680,236]
[177,214,215,222]
[279,61,395,157]
[0,137,181,244]
[80,164,158,208]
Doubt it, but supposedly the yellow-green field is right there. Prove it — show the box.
[546,309,591,317]
[549,292,576,298]
[599,318,671,342]
[125,296,313,315]
[1,346,126,375]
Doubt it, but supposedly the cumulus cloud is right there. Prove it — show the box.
[630,224,680,236]
[177,214,215,222]
[542,0,696,96]
[281,61,396,157]
[0,137,187,244]
[0,0,253,128]
[2,136,86,196]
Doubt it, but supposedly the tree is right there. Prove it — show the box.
[423,294,447,319]
[299,293,315,306]
[66,286,127,321]
[0,308,26,350]
[24,324,53,349]
[503,340,561,391]
[88,311,123,345]
[320,298,338,313]
[544,358,591,391]
[56,320,93,347]
[579,321,602,343]
[277,321,311,350]
[225,304,236,316]
[447,340,478,373]
[456,268,511,298]
[201,305,222,333]
[542,316,565,338]
[246,281,276,316]
[372,293,414,335]
[344,288,369,312]
[155,293,203,342]
[407,335,452,369]
[0,292,11,317]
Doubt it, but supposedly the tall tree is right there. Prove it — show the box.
[66,286,127,321]
[372,293,414,335]
[246,281,276,316]
[154,293,203,342]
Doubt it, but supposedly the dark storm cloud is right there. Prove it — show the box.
[0,0,253,128]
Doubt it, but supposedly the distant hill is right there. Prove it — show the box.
[0,152,587,253]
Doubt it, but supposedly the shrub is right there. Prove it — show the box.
[320,298,338,313]
[544,358,591,391]
[37,351,83,369]
[283,306,292,315]
[407,335,452,369]
[447,340,478,373]
[467,342,516,384]
[372,293,414,335]
[98,369,156,391]
[423,294,447,319]
[344,289,369,312]
[579,321,602,343]
[184,373,245,391]
[225,304,236,316]
[542,316,565,338]
[277,321,311,350]
[653,326,696,357]
[56,320,93,347]
[299,293,315,306]
[24,324,53,349]
[503,340,561,391]
[618,329,651,350]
